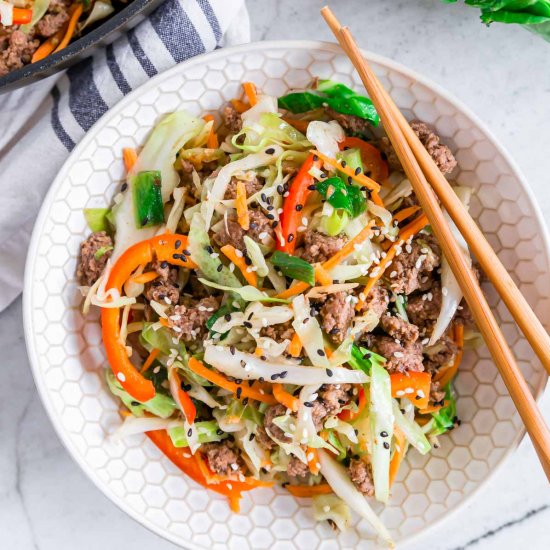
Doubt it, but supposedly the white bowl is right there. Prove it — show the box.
[23,41,550,548]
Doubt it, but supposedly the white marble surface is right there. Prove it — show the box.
[2,0,550,548]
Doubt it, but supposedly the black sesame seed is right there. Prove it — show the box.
[270,373,279,381]
[265,147,275,154]
[341,160,347,168]
[279,371,288,379]
[261,193,268,203]
[317,349,326,357]
[121,183,128,192]
[287,234,294,243]
[259,377,265,383]
[216,264,223,272]
[206,245,214,254]
[304,401,314,408]
[187,428,193,437]
[383,442,390,449]
[267,205,274,211]
[131,401,140,407]
[260,355,267,361]
[249,433,256,441]
[242,397,249,406]
[380,431,388,438]
[277,185,284,195]
[180,254,187,263]
[415,394,422,400]
[175,239,181,249]
[313,155,319,162]
[329,327,340,335]
[320,172,327,178]
[354,167,362,175]
[160,261,168,269]
[244,256,252,266]
[295,204,303,212]
[243,321,253,328]
[217,429,224,435]
[230,346,236,355]
[235,378,242,384]
[271,220,279,228]
[236,387,242,399]
[182,249,191,256]
[326,368,333,377]
[224,313,232,322]
[266,213,275,220]
[158,293,166,301]
[310,307,317,317]
[249,222,258,229]
[347,176,353,184]
[307,184,317,191]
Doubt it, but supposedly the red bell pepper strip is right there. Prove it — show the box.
[169,369,197,424]
[390,371,431,409]
[338,387,366,422]
[340,137,389,182]
[101,234,197,403]
[147,429,269,512]
[278,153,322,255]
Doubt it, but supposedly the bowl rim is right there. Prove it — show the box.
[22,39,550,549]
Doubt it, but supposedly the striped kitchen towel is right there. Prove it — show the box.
[0,0,250,312]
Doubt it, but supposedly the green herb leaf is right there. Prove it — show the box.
[348,344,386,376]
[270,251,315,285]
[431,383,457,436]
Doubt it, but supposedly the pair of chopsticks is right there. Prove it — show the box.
[321,6,550,479]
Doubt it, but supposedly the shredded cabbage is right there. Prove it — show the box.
[429,186,473,344]
[198,278,288,303]
[306,120,344,158]
[318,449,394,547]
[312,494,352,531]
[392,400,431,454]
[112,111,204,260]
[244,236,269,277]
[203,345,369,385]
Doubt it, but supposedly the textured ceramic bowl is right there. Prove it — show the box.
[23,41,550,549]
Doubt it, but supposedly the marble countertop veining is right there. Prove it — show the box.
[2,0,550,548]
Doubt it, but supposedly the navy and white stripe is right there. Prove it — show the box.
[50,0,234,151]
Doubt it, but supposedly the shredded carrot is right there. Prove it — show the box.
[243,82,258,106]
[235,180,250,230]
[272,383,300,412]
[389,426,406,486]
[338,387,366,422]
[53,3,83,54]
[306,447,320,475]
[371,190,384,207]
[230,99,249,113]
[123,148,138,172]
[322,220,376,271]
[393,205,421,224]
[314,265,332,286]
[282,117,310,133]
[32,29,64,62]
[313,149,381,192]
[286,484,333,497]
[141,348,160,374]
[355,214,429,310]
[275,220,376,300]
[288,332,303,358]
[187,357,276,405]
[434,323,464,387]
[220,244,257,287]
[129,270,159,285]
[202,115,219,149]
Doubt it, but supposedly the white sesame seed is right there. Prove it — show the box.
[117,372,126,382]
[405,387,414,394]
[235,249,243,258]
[259,231,268,239]
[164,297,172,305]
[172,326,182,333]
[396,390,405,397]
[229,262,235,272]
[421,337,430,345]
[323,505,331,513]
[417,390,425,398]
[394,351,404,358]
[442,286,448,296]
[153,366,161,374]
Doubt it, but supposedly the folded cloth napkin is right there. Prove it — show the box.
[0,0,250,312]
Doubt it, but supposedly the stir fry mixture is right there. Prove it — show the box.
[78,79,480,544]
[0,0,122,76]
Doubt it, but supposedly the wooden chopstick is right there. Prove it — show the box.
[321,6,550,479]
[320,9,550,377]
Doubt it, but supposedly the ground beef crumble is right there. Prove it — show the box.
[202,441,245,476]
[144,261,180,306]
[296,229,346,264]
[77,231,113,286]
[320,291,354,344]
[223,103,242,133]
[212,209,275,251]
[168,295,219,341]
[224,172,263,200]
[348,459,375,496]
[287,456,309,478]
